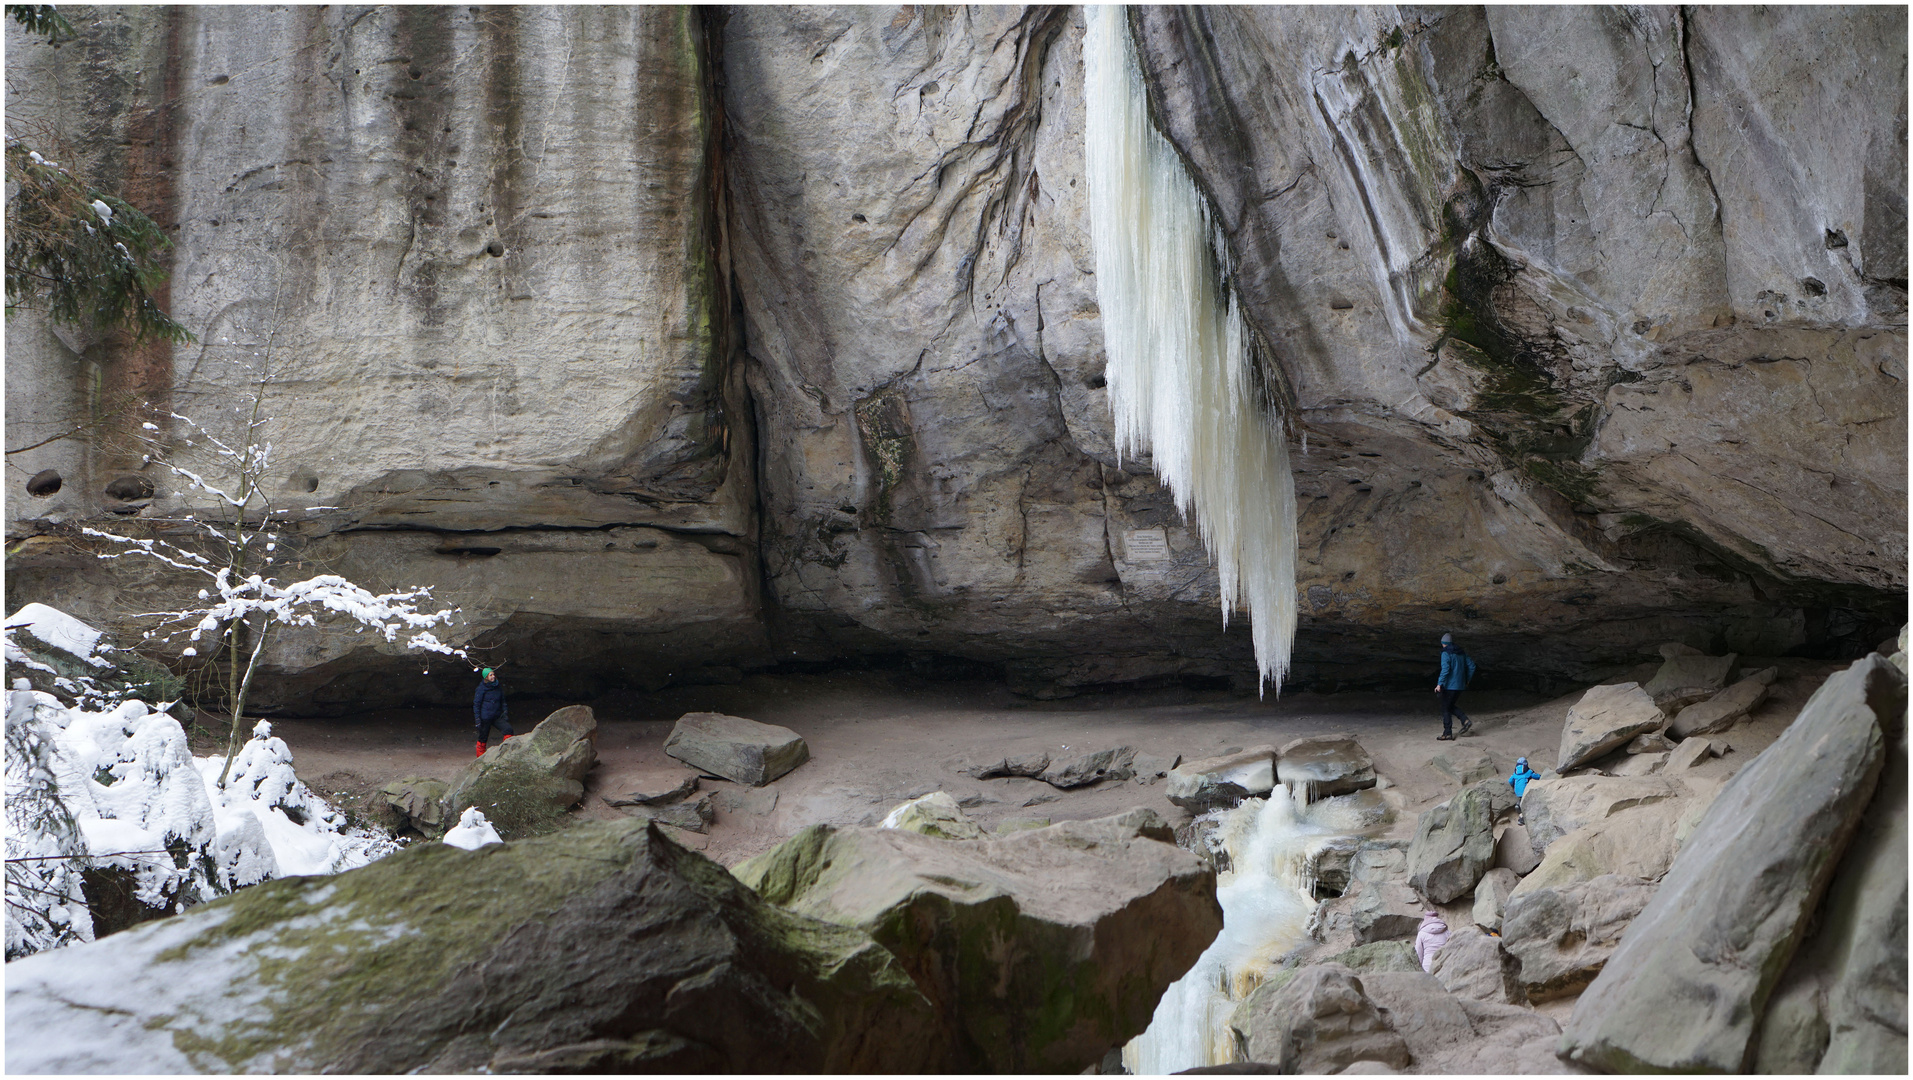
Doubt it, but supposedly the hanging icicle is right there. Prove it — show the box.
[1083,6,1300,694]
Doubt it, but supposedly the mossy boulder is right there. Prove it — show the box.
[732,808,1221,1073]
[4,819,945,1073]
[443,705,598,839]
[373,777,450,837]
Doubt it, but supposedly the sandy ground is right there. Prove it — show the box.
[201,655,1845,869]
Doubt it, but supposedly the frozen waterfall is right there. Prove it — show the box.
[1083,5,1300,695]
[1123,786,1368,1074]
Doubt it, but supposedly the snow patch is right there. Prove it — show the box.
[5,603,110,666]
[443,807,502,850]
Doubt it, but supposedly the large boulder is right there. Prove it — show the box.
[1406,785,1495,904]
[732,809,1220,1073]
[1166,746,1276,813]
[443,705,599,840]
[663,711,808,786]
[1494,823,1541,876]
[1472,867,1521,934]
[1429,925,1518,1004]
[1557,683,1666,771]
[1275,734,1376,797]
[1509,787,1712,899]
[1754,667,1908,1074]
[1322,842,1422,944]
[1641,652,1740,711]
[1500,874,1658,1003]
[1326,939,1421,974]
[1231,964,1411,1074]
[1520,774,1687,856]
[1427,746,1513,787]
[1360,971,1576,1075]
[1560,654,1904,1072]
[1231,965,1572,1076]
[4,820,945,1073]
[1667,666,1779,738]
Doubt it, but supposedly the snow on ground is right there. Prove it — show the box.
[4,606,404,959]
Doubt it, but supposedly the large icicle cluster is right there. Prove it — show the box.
[1083,5,1300,693]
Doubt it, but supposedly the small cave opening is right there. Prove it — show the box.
[26,469,62,496]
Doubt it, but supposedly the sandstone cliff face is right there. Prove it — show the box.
[5,7,1904,707]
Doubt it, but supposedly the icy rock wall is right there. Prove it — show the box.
[1084,6,1299,693]
[4,7,1905,703]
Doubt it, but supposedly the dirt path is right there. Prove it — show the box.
[233,657,1839,867]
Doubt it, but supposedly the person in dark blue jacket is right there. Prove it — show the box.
[472,667,514,757]
[1508,757,1541,824]
[1434,633,1477,740]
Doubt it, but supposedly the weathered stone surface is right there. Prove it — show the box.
[9,5,1902,711]
[1494,823,1541,876]
[1233,964,1411,1074]
[732,809,1220,1073]
[1642,652,1740,711]
[1473,867,1520,934]
[3,820,945,1073]
[1606,750,1666,777]
[1502,874,1658,1003]
[1364,971,1582,1074]
[1131,751,1180,784]
[603,769,699,808]
[664,711,808,787]
[1313,787,1395,832]
[1664,736,1719,773]
[878,791,985,841]
[1327,939,1420,974]
[1330,842,1422,944]
[1668,665,1779,738]
[1520,774,1687,856]
[1561,654,1903,1072]
[1166,746,1276,813]
[375,777,451,837]
[1558,682,1665,771]
[1430,925,1517,1004]
[443,706,598,840]
[1468,776,1519,816]
[1624,731,1674,754]
[1042,745,1136,789]
[615,792,716,835]
[1407,786,1495,903]
[1427,746,1511,787]
[1510,790,1703,900]
[965,750,1052,780]
[1275,733,1376,796]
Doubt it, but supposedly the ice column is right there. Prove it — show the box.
[1083,5,1299,694]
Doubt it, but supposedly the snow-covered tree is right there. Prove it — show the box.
[77,309,465,787]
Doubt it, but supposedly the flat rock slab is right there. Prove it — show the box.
[878,791,984,840]
[1427,746,1511,787]
[1276,733,1376,796]
[2,819,943,1073]
[1558,683,1665,772]
[964,750,1051,780]
[665,711,809,786]
[1166,746,1276,812]
[613,791,716,833]
[1642,652,1739,711]
[1042,745,1136,788]
[1521,774,1688,856]
[733,809,1220,1074]
[1668,666,1778,739]
[603,768,699,807]
[1561,654,1903,1072]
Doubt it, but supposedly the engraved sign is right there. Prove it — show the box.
[1124,527,1170,564]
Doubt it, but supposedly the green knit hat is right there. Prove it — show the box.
[481,668,494,678]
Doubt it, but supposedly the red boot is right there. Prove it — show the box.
[502,733,515,742]
[476,740,487,757]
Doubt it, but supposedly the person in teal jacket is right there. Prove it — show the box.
[1509,756,1541,824]
[1434,632,1477,740]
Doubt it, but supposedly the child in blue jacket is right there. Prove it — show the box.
[1509,757,1541,824]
